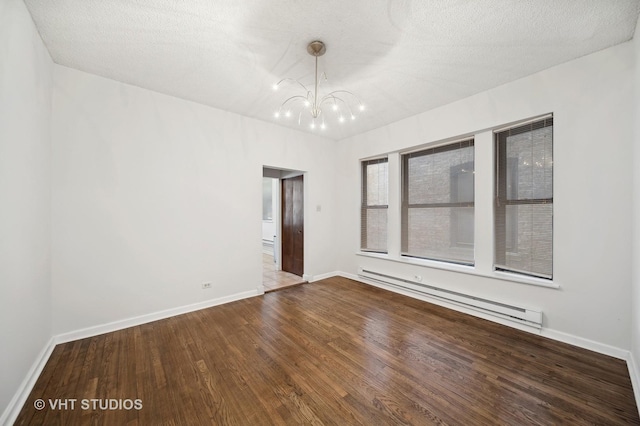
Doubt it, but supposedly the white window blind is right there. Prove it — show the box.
[495,117,553,279]
[361,158,388,253]
[401,140,475,265]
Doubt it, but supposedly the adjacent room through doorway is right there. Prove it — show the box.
[262,167,306,292]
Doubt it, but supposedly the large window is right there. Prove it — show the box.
[401,139,475,265]
[361,158,388,253]
[495,117,553,279]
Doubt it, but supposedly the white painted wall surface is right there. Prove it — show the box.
[0,0,53,420]
[335,42,634,351]
[51,66,337,334]
[631,14,640,402]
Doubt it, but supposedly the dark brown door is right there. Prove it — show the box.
[281,175,304,276]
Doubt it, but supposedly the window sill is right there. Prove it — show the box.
[355,251,559,289]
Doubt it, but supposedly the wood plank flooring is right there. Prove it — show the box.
[15,277,640,425]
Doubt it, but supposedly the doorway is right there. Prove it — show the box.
[262,168,305,292]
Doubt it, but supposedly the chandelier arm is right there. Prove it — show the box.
[318,94,359,115]
[276,78,310,93]
[316,72,328,90]
[279,95,312,110]
[322,90,362,103]
[328,95,357,117]
[319,93,344,105]
[341,102,355,118]
[318,93,346,108]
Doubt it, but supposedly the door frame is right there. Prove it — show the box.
[262,166,306,277]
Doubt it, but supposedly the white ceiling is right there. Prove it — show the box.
[24,0,640,140]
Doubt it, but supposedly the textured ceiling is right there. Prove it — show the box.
[24,0,640,140]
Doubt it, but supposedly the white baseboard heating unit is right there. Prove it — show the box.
[358,268,543,329]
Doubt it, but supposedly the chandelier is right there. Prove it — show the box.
[272,40,365,131]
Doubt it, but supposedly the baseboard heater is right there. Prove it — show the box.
[358,268,542,328]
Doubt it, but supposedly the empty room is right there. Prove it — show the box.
[3,0,640,424]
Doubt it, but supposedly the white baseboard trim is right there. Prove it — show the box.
[0,336,56,426]
[55,289,261,344]
[337,271,359,280]
[344,271,631,360]
[628,352,640,413]
[541,328,628,360]
[309,271,341,282]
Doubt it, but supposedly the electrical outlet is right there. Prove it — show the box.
[202,282,211,289]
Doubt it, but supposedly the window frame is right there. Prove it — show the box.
[360,157,389,253]
[400,138,475,266]
[494,116,554,280]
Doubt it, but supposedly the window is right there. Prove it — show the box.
[401,139,475,265]
[262,178,274,221]
[495,117,553,279]
[361,158,388,253]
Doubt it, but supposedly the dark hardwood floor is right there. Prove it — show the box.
[15,277,639,425]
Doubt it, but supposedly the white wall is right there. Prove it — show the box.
[631,14,640,402]
[0,0,53,421]
[51,66,338,334]
[335,41,634,351]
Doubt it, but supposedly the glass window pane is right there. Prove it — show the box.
[506,125,553,201]
[408,145,474,205]
[364,208,387,252]
[496,117,553,279]
[402,140,474,265]
[366,162,388,206]
[362,158,388,253]
[406,207,474,264]
[501,204,553,278]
